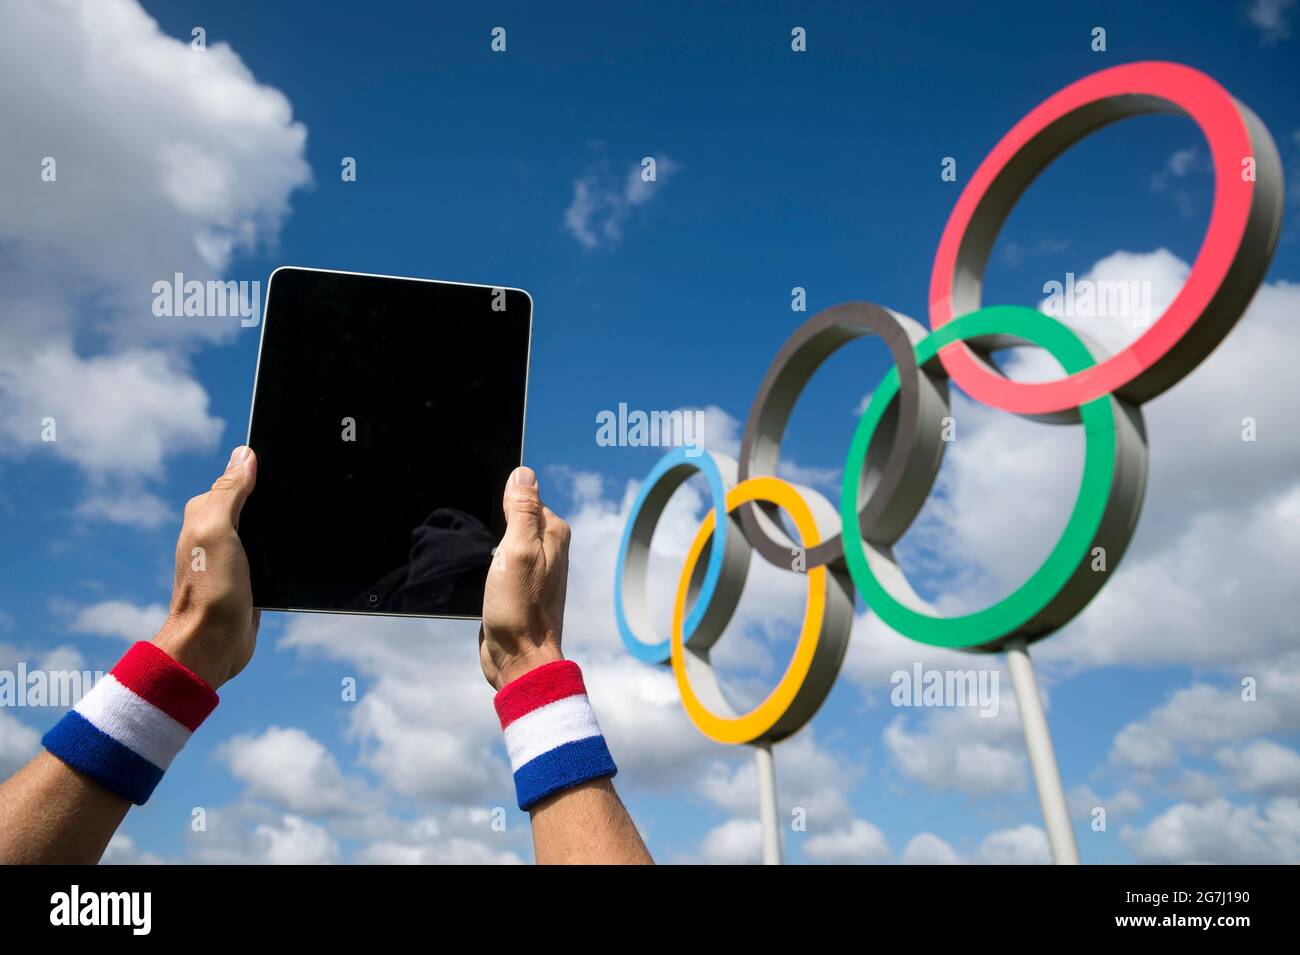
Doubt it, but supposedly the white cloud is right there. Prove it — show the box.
[973,824,1051,864]
[1067,784,1143,821]
[0,0,310,316]
[698,732,859,825]
[899,824,1049,864]
[1122,797,1300,863]
[189,805,341,864]
[699,817,763,864]
[357,836,521,865]
[351,809,526,864]
[563,155,680,249]
[75,491,175,529]
[563,179,604,249]
[1110,723,1180,775]
[0,0,310,517]
[901,832,961,865]
[877,673,1029,799]
[884,711,1027,797]
[0,347,223,483]
[1247,0,1296,43]
[0,641,88,677]
[280,613,513,804]
[1215,740,1300,795]
[804,818,891,863]
[678,403,841,492]
[0,711,41,779]
[253,815,341,865]
[71,600,168,643]
[101,833,164,865]
[217,726,377,815]
[1108,660,1300,773]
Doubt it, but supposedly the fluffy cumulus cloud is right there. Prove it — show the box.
[280,613,511,805]
[0,0,310,313]
[217,726,378,816]
[187,803,341,865]
[2,348,224,482]
[1108,660,1300,775]
[692,730,889,863]
[901,832,961,865]
[849,642,1029,799]
[882,706,1028,798]
[0,0,311,522]
[1067,784,1143,822]
[1214,740,1300,795]
[699,818,764,864]
[70,600,169,643]
[100,833,165,866]
[804,818,891,863]
[899,825,1051,864]
[972,824,1052,865]
[0,711,41,780]
[697,732,859,824]
[1122,798,1300,863]
[351,810,526,865]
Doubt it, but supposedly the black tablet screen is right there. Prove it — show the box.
[241,268,531,617]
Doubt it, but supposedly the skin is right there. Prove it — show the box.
[0,448,651,865]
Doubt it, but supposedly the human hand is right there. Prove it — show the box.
[153,446,260,690]
[479,466,570,691]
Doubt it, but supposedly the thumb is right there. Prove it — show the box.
[501,466,543,545]
[206,445,258,528]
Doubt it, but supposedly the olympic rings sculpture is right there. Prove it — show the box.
[614,62,1284,746]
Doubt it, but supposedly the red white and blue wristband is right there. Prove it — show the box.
[42,642,218,805]
[494,660,617,811]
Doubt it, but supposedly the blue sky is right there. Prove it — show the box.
[1,0,1299,864]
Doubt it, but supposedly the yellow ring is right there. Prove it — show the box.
[670,476,826,744]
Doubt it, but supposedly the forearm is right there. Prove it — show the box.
[530,778,652,864]
[0,751,130,864]
[494,657,653,864]
[0,640,220,865]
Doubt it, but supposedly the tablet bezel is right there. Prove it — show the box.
[243,265,533,619]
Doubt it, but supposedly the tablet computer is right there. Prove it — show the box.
[240,267,532,618]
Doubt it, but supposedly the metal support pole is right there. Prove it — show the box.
[754,742,783,865]
[1005,636,1080,865]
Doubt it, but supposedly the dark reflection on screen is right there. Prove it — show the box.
[240,268,530,618]
[346,507,494,613]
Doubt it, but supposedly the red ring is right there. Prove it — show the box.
[929,62,1261,415]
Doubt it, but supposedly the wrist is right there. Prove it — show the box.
[153,618,224,690]
[493,641,564,692]
[42,642,219,805]
[493,659,617,811]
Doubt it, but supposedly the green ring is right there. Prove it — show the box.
[839,305,1117,649]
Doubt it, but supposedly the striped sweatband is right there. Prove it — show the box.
[42,642,218,805]
[494,660,617,811]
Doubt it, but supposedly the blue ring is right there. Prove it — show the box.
[614,447,731,664]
